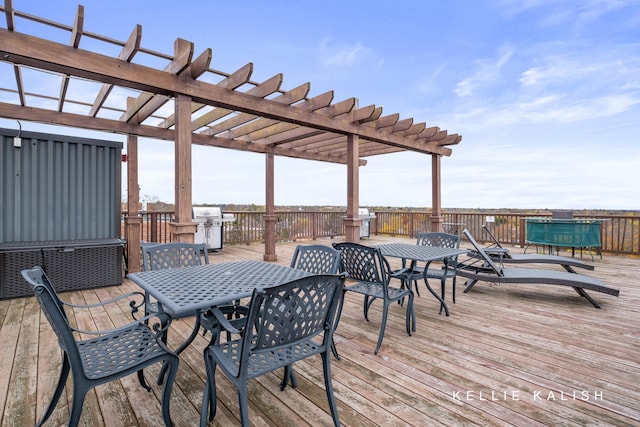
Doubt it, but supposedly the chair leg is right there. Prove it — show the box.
[201,349,218,426]
[331,292,346,360]
[406,292,416,333]
[136,369,152,392]
[331,341,341,360]
[200,386,211,427]
[161,356,178,427]
[374,301,390,354]
[439,279,446,315]
[413,279,420,297]
[363,295,373,321]
[321,351,341,427]
[37,355,71,427]
[67,383,88,427]
[280,365,298,390]
[237,383,250,427]
[452,277,457,304]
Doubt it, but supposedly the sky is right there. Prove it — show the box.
[2,0,639,210]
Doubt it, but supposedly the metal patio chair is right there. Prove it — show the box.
[393,232,461,315]
[141,241,210,318]
[279,244,342,390]
[142,241,209,271]
[290,244,342,275]
[200,274,345,427]
[141,242,239,384]
[21,266,178,427]
[141,241,210,333]
[332,242,415,354]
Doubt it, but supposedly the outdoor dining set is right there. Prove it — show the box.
[20,230,619,427]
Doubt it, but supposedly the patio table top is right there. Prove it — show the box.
[127,260,312,317]
[376,243,467,262]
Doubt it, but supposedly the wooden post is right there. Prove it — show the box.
[124,132,142,273]
[170,93,197,242]
[344,134,361,242]
[430,154,444,232]
[264,153,277,261]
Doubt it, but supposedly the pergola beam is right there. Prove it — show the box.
[159,62,255,129]
[89,25,142,117]
[253,98,356,146]
[223,90,334,140]
[190,71,282,132]
[57,5,83,112]
[121,38,194,123]
[0,101,365,164]
[201,82,309,136]
[0,28,452,156]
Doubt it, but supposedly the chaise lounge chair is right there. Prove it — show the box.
[457,229,619,308]
[471,225,595,273]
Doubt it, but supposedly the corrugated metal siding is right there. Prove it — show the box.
[1,128,122,243]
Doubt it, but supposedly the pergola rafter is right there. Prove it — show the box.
[0,1,461,265]
[200,81,309,136]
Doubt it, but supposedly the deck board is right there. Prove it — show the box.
[1,236,639,426]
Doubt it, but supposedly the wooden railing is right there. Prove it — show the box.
[122,210,640,256]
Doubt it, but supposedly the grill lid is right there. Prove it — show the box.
[358,208,376,219]
[192,207,222,218]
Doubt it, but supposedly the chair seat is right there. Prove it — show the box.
[345,281,411,300]
[393,266,453,282]
[213,338,324,380]
[78,323,169,380]
[427,268,455,279]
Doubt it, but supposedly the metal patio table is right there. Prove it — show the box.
[127,260,313,369]
[376,243,468,315]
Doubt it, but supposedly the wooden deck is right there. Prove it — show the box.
[1,235,638,426]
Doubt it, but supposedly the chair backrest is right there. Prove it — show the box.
[142,242,209,271]
[417,232,461,265]
[332,242,390,285]
[239,274,344,366]
[21,267,83,367]
[290,244,341,274]
[481,225,504,249]
[416,232,460,249]
[462,229,503,276]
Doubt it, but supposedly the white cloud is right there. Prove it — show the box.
[497,0,637,24]
[317,38,373,67]
[456,93,639,129]
[455,49,513,97]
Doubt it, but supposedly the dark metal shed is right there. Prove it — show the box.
[0,128,123,298]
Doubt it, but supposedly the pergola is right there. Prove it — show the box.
[0,2,461,271]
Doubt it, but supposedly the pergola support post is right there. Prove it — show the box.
[344,134,361,242]
[170,93,197,242]
[264,153,277,261]
[430,154,444,232]
[124,132,142,273]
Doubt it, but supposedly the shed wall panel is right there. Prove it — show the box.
[1,128,123,243]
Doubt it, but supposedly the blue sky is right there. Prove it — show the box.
[2,0,639,209]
